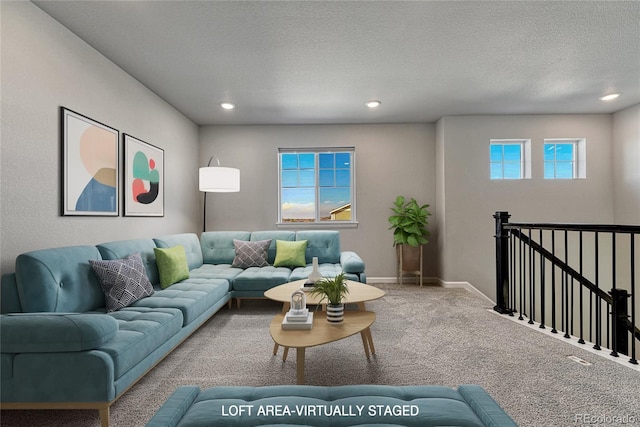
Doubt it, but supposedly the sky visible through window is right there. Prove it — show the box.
[490,143,522,179]
[544,143,574,179]
[280,151,352,222]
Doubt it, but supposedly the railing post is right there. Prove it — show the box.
[610,288,629,357]
[494,211,513,314]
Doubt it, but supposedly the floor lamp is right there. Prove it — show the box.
[199,156,240,232]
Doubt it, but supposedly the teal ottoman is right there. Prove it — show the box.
[146,384,517,426]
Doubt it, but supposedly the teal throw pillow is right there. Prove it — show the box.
[273,240,308,267]
[154,245,189,289]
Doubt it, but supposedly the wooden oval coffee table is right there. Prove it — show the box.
[270,310,376,384]
[265,280,385,311]
[265,280,385,359]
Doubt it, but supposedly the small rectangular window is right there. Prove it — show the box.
[490,139,531,180]
[543,139,586,179]
[278,148,355,224]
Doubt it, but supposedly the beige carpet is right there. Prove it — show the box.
[2,284,639,426]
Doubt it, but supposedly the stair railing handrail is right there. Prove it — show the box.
[494,211,639,365]
[508,228,612,304]
[503,222,640,234]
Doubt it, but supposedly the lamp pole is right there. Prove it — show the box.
[202,156,217,232]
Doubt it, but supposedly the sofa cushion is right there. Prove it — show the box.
[231,239,271,268]
[146,385,518,427]
[190,264,243,283]
[96,239,159,285]
[274,240,308,267]
[288,262,345,282]
[154,246,190,289]
[201,231,251,264]
[154,233,204,270]
[297,230,341,264]
[133,279,230,326]
[232,266,293,292]
[89,253,155,312]
[15,246,104,313]
[102,307,183,379]
[0,313,118,353]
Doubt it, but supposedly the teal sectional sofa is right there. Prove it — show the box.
[0,230,365,426]
[146,384,518,426]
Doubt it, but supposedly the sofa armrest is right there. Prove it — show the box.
[0,313,118,353]
[340,251,365,274]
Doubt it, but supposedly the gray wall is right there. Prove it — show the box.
[437,114,615,300]
[613,104,640,224]
[199,124,437,279]
[1,2,636,302]
[0,1,200,275]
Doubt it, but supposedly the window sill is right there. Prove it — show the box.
[276,222,359,230]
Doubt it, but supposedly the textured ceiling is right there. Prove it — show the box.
[33,0,640,125]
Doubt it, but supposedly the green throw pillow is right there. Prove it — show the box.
[273,240,308,267]
[154,245,189,289]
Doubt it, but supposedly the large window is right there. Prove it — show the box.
[278,148,355,224]
[490,139,531,180]
[544,139,586,179]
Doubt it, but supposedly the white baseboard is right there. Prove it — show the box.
[437,279,496,305]
[366,276,496,305]
[366,276,438,285]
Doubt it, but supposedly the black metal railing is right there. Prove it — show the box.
[494,211,639,365]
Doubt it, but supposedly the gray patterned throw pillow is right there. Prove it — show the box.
[90,253,154,312]
[231,239,272,268]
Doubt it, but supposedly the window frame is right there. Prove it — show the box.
[277,147,357,228]
[490,139,531,180]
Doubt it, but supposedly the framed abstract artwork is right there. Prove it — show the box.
[123,134,164,217]
[62,107,120,216]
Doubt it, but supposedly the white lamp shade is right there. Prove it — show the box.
[199,167,240,192]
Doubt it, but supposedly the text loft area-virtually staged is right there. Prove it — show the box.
[1,1,639,426]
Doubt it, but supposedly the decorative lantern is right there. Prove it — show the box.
[290,288,306,314]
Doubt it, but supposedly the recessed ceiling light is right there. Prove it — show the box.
[599,93,621,101]
[220,102,235,110]
[365,100,381,108]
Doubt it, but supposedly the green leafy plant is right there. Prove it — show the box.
[388,195,431,247]
[308,272,349,305]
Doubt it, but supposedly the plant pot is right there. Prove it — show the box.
[396,244,424,286]
[326,303,344,324]
[397,244,422,271]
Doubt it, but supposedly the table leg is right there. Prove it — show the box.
[296,348,305,384]
[365,327,376,355]
[356,302,376,356]
[283,347,289,361]
[360,331,371,359]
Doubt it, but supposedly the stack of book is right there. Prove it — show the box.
[281,308,313,330]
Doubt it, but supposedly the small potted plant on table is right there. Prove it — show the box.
[309,272,349,324]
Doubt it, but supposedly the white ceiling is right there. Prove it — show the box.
[33,0,640,126]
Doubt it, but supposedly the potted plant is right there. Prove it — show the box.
[308,272,349,324]
[388,195,431,285]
